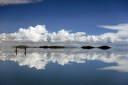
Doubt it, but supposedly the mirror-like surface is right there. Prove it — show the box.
[0,48,128,85]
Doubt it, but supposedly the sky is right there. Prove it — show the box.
[0,0,128,45]
[0,0,128,33]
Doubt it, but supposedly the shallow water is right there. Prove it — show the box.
[0,47,128,85]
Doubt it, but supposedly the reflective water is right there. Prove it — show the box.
[0,48,128,85]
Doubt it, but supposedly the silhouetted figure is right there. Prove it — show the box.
[81,46,95,49]
[98,46,111,50]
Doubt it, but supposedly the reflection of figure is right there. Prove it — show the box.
[25,48,26,55]
[15,47,17,55]
[15,47,27,55]
[0,49,128,72]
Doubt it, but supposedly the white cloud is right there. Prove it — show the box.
[99,23,128,31]
[0,0,42,6]
[0,23,128,46]
[99,23,128,39]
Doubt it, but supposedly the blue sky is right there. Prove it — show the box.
[0,0,128,35]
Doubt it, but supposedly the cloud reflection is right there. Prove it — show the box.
[0,49,128,72]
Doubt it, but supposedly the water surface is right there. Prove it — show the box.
[0,47,128,85]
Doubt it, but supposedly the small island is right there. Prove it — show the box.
[81,45,111,50]
[81,46,95,49]
[97,46,111,50]
[39,46,65,49]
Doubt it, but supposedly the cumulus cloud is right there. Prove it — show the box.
[0,0,42,6]
[0,23,128,46]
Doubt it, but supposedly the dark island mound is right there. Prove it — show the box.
[14,45,29,48]
[98,46,111,50]
[39,46,65,49]
[81,46,95,49]
[13,45,65,49]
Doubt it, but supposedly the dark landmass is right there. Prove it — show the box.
[97,46,111,50]
[39,46,65,49]
[13,45,65,49]
[81,45,111,50]
[14,45,29,48]
[13,45,111,50]
[81,46,95,49]
[14,45,65,55]
[13,45,111,55]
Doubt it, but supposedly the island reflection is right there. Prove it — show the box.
[0,48,128,72]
